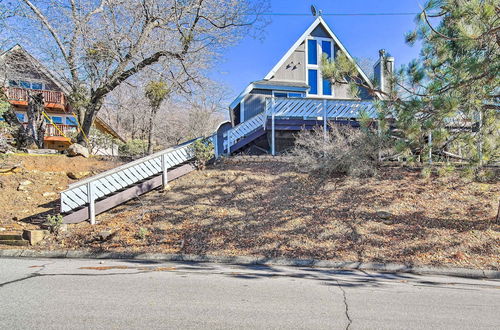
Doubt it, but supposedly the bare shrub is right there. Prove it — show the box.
[289,126,387,178]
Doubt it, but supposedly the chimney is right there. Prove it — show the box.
[373,49,394,98]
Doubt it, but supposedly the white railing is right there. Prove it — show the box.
[61,138,198,223]
[221,98,378,154]
[223,113,265,152]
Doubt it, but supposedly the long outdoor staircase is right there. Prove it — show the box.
[60,98,377,224]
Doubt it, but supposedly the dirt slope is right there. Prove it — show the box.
[46,161,500,270]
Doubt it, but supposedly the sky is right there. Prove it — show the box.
[209,0,424,101]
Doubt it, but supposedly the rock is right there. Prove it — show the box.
[97,230,114,241]
[17,180,33,191]
[66,143,89,158]
[23,229,50,245]
[42,192,57,197]
[67,171,91,180]
[376,211,393,220]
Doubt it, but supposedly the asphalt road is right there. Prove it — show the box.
[0,258,498,329]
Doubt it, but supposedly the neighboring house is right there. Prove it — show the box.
[222,16,395,155]
[0,45,124,155]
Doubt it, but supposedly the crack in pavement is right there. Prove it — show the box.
[335,279,352,330]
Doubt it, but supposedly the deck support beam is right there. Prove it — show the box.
[161,154,168,188]
[323,99,327,140]
[87,182,95,225]
[271,97,276,156]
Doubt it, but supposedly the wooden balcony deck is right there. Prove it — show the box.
[6,87,66,110]
[22,123,77,139]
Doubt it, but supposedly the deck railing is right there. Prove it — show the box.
[6,87,65,106]
[21,123,78,137]
[222,98,378,154]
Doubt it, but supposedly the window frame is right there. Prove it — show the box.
[51,116,63,124]
[305,36,334,97]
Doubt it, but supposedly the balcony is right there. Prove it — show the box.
[22,123,78,140]
[5,87,66,110]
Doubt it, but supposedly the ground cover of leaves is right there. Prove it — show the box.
[43,161,500,270]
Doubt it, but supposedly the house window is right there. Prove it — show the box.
[322,77,332,96]
[322,41,332,59]
[31,82,43,90]
[306,37,334,96]
[307,40,317,65]
[288,92,305,98]
[9,80,18,87]
[272,91,305,98]
[20,81,30,89]
[16,113,25,122]
[51,116,63,124]
[308,69,318,95]
[66,116,77,126]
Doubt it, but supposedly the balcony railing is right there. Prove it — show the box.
[5,87,66,108]
[22,123,78,137]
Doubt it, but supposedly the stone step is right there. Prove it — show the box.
[0,233,24,241]
[0,239,29,246]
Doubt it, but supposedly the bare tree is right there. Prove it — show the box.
[13,0,268,147]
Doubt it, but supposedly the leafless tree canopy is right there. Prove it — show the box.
[10,0,268,144]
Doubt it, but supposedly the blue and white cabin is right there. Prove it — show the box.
[223,16,394,155]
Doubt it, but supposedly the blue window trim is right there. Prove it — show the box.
[307,40,317,65]
[308,69,318,95]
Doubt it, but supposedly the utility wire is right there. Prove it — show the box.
[253,12,419,16]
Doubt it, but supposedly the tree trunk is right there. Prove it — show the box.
[76,99,103,147]
[2,107,35,149]
[26,91,46,149]
[147,108,158,155]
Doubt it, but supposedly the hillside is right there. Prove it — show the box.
[33,160,500,270]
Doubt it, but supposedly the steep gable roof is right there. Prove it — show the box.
[264,17,374,89]
[0,44,71,93]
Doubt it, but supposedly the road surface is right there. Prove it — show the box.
[0,258,498,329]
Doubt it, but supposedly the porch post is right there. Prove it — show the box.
[271,97,276,156]
[161,153,168,188]
[323,99,327,140]
[87,182,95,225]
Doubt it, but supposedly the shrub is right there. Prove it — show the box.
[136,227,149,240]
[289,126,391,178]
[437,165,455,177]
[46,214,63,233]
[421,166,432,179]
[119,139,148,158]
[191,138,214,170]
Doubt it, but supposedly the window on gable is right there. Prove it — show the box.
[307,40,317,65]
[308,69,318,95]
[20,81,30,89]
[322,77,332,96]
[322,41,332,60]
[31,82,43,90]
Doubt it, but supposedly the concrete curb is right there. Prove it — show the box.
[0,249,498,280]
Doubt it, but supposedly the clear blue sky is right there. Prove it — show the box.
[209,0,424,101]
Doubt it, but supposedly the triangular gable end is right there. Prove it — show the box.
[264,17,374,90]
[0,44,71,94]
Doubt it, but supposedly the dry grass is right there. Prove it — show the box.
[44,161,500,270]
